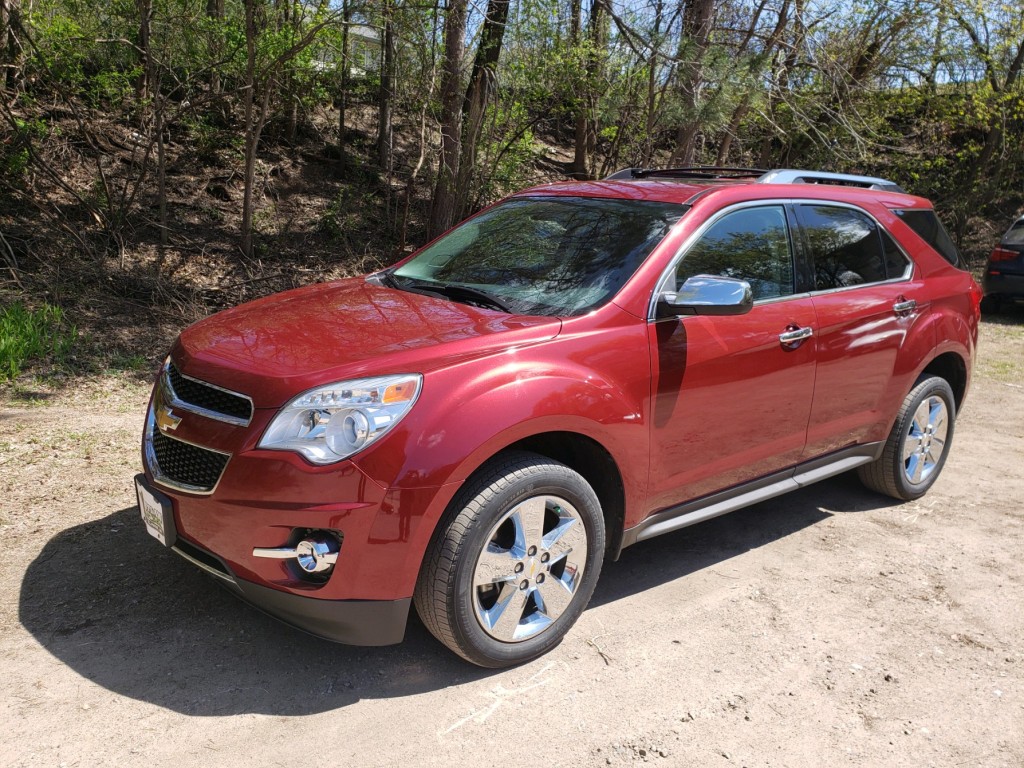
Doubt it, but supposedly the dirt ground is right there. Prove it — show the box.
[1,315,1022,768]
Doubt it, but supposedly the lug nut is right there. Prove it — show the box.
[514,562,524,573]
[536,573,545,584]
[528,545,537,556]
[541,553,550,563]
[520,580,529,591]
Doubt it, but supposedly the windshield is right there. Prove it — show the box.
[391,196,685,316]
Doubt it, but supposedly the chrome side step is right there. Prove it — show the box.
[623,442,883,548]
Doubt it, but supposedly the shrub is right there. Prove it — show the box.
[0,303,78,381]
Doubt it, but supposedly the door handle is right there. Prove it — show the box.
[893,298,917,313]
[779,326,813,344]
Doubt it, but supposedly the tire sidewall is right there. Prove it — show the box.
[449,465,605,667]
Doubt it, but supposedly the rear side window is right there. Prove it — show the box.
[675,205,794,300]
[881,229,911,278]
[1003,218,1024,246]
[895,209,967,269]
[796,205,887,290]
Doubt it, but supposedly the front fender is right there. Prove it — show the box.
[358,356,649,492]
[350,315,652,597]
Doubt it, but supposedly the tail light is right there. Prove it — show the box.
[990,246,1019,263]
[969,280,982,318]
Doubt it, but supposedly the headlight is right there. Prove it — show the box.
[258,374,422,464]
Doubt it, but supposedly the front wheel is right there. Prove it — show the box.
[858,376,956,501]
[414,452,605,668]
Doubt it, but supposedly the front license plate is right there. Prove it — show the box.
[135,474,176,547]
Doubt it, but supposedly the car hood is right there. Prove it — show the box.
[171,277,562,408]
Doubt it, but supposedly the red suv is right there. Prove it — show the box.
[135,168,980,667]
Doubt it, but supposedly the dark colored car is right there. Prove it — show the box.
[982,215,1024,311]
[136,168,981,667]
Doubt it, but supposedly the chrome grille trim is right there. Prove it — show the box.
[162,359,254,427]
[144,400,232,496]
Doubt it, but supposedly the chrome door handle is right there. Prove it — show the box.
[779,326,813,344]
[893,299,917,313]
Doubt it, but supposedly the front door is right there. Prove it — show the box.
[646,204,817,513]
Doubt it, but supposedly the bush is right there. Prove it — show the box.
[0,302,78,381]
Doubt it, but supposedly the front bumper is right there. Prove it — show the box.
[170,528,411,645]
[233,579,411,646]
[137,363,463,645]
[138,472,415,645]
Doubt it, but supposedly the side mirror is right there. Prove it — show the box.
[656,275,754,318]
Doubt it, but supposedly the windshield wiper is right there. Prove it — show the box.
[390,277,513,313]
[433,284,514,313]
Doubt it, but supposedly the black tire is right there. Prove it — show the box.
[980,295,1002,315]
[414,451,605,668]
[857,376,956,501]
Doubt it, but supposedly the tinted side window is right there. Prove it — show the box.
[895,209,967,270]
[676,206,794,300]
[797,205,886,290]
[881,229,911,278]
[1003,219,1024,246]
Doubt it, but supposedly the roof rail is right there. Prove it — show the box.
[605,166,767,181]
[758,169,905,193]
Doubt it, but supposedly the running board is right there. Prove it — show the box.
[622,443,883,548]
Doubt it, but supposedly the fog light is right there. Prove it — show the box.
[252,531,340,577]
[295,535,339,574]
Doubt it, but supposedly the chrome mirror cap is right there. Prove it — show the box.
[657,275,754,317]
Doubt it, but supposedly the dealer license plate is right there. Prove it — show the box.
[135,474,175,547]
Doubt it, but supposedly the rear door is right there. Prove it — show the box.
[794,203,923,458]
[646,204,817,511]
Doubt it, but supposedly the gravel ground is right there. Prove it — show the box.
[1,316,1022,768]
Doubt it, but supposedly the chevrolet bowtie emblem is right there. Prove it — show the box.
[156,403,182,433]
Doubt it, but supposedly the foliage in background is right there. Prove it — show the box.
[0,0,1022,373]
[0,302,78,381]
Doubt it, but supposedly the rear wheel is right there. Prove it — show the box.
[858,376,956,501]
[414,452,604,668]
[980,294,1002,314]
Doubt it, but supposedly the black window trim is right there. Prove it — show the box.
[648,199,804,320]
[648,198,913,320]
[792,200,913,298]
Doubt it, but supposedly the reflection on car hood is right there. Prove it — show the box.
[171,277,562,408]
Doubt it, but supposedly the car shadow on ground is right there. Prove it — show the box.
[592,472,896,608]
[19,473,900,717]
[981,303,1024,325]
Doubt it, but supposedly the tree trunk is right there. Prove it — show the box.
[572,0,606,179]
[1,0,21,94]
[206,0,224,94]
[716,96,748,166]
[716,0,788,166]
[377,0,396,169]
[241,0,262,259]
[570,0,587,177]
[642,0,665,165]
[135,0,153,100]
[428,0,469,239]
[669,0,714,165]
[454,0,510,217]
[338,0,351,151]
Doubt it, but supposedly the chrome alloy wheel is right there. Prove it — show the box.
[902,395,949,484]
[472,495,588,643]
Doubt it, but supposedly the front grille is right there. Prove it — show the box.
[151,430,230,492]
[168,363,252,423]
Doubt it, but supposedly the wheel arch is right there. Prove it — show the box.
[919,350,968,411]
[434,430,629,562]
[503,432,627,561]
